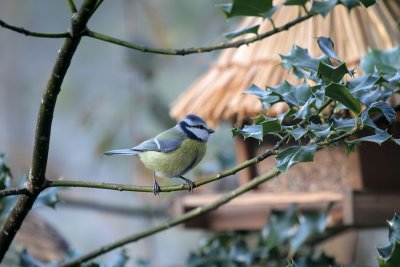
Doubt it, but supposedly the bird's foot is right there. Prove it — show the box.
[153,180,161,196]
[180,176,196,192]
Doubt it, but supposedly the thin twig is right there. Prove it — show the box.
[61,168,281,267]
[84,14,313,55]
[0,19,70,38]
[0,187,29,198]
[66,0,77,13]
[47,148,278,192]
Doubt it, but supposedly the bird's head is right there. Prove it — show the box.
[178,114,214,142]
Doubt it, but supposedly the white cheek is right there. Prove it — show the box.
[189,128,208,141]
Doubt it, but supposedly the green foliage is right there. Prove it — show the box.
[325,83,361,114]
[224,25,260,40]
[361,47,400,75]
[218,0,273,18]
[377,214,400,267]
[233,37,400,173]
[186,205,338,267]
[0,154,12,190]
[0,155,61,221]
[275,145,317,172]
[218,0,376,20]
[310,1,338,17]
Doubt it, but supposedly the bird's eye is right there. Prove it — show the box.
[197,125,205,129]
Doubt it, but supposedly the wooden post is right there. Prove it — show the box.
[235,137,258,185]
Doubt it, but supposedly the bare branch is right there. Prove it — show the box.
[66,0,77,13]
[0,187,29,198]
[0,19,69,38]
[61,168,280,267]
[84,14,313,56]
[47,148,278,192]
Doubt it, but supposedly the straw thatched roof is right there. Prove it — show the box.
[170,1,400,127]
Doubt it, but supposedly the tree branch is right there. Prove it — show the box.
[47,148,278,192]
[67,0,77,13]
[0,19,69,38]
[61,168,281,267]
[0,187,29,198]
[0,0,100,262]
[84,14,313,55]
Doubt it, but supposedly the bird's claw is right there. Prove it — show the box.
[153,180,161,196]
[187,180,196,192]
[180,176,196,192]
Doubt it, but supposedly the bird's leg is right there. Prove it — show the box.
[153,172,161,196]
[179,176,196,192]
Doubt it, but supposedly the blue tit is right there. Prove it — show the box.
[104,114,214,195]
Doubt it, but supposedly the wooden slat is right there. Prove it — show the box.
[344,191,400,227]
[178,191,344,230]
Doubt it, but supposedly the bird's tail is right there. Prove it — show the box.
[104,149,140,156]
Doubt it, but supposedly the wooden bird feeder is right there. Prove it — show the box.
[171,2,400,230]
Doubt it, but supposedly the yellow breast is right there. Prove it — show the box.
[138,139,207,178]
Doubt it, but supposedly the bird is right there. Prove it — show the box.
[104,114,214,195]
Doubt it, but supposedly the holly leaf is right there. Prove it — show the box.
[232,125,263,141]
[325,83,362,114]
[260,118,282,134]
[289,207,331,255]
[284,0,308,6]
[35,188,61,209]
[348,130,391,145]
[361,46,400,75]
[307,123,331,139]
[361,102,396,124]
[339,0,360,9]
[261,205,299,248]
[263,4,281,19]
[359,0,376,7]
[377,214,400,266]
[318,61,350,82]
[219,0,274,18]
[0,154,12,190]
[310,1,338,17]
[317,36,341,61]
[288,126,308,141]
[295,98,317,120]
[394,138,400,146]
[276,145,318,172]
[224,24,260,40]
[281,46,323,78]
[243,84,268,98]
[243,84,281,109]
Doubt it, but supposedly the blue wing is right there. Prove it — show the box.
[105,126,184,156]
[132,138,182,153]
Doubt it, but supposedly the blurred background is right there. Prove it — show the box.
[0,0,238,266]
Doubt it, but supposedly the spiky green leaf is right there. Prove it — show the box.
[348,131,391,145]
[318,61,350,82]
[276,145,318,172]
[317,36,341,61]
[310,1,338,17]
[224,24,260,40]
[325,83,362,114]
[219,0,274,18]
[362,102,396,124]
[361,46,400,75]
[289,207,331,255]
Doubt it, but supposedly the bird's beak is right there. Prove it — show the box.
[208,128,215,134]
